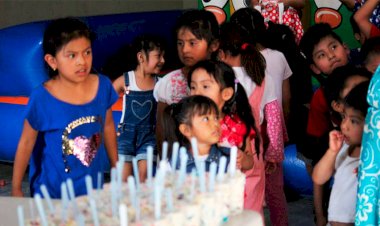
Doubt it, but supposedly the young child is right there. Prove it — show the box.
[153,9,219,156]
[360,36,380,73]
[188,60,257,171]
[218,20,287,224]
[162,95,229,173]
[312,81,370,226]
[11,17,118,198]
[299,23,350,226]
[112,34,165,182]
[230,8,293,126]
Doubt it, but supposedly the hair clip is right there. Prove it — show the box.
[241,43,253,50]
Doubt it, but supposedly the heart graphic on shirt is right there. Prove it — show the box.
[71,134,100,166]
[131,100,153,120]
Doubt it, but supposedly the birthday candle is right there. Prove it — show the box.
[190,169,196,200]
[190,137,200,172]
[29,199,35,223]
[17,205,24,226]
[176,152,188,189]
[127,176,136,208]
[162,141,168,161]
[154,183,161,220]
[217,156,227,182]
[110,181,118,217]
[166,188,174,212]
[199,161,206,193]
[34,194,48,226]
[171,142,179,171]
[40,184,54,214]
[209,162,217,192]
[229,146,238,176]
[60,182,69,222]
[89,198,99,226]
[116,156,125,192]
[119,203,129,226]
[132,158,141,191]
[66,178,75,200]
[85,175,93,198]
[147,146,153,188]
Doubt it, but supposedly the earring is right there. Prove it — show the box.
[52,67,56,71]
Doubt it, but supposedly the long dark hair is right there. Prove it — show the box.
[188,60,260,156]
[219,22,266,86]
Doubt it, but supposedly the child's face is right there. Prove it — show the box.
[311,36,349,75]
[365,55,380,74]
[140,49,165,75]
[177,28,213,68]
[190,68,227,111]
[184,111,221,146]
[340,107,365,146]
[45,37,92,82]
[334,75,369,114]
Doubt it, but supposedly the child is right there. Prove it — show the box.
[153,9,219,156]
[188,60,257,171]
[11,17,118,198]
[299,23,350,226]
[162,95,229,172]
[230,8,293,126]
[112,34,165,182]
[353,0,380,39]
[360,36,380,73]
[312,81,370,226]
[219,19,287,224]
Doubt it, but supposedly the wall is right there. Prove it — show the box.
[0,0,197,29]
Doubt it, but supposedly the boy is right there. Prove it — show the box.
[299,23,350,226]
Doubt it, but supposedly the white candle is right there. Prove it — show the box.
[171,142,179,171]
[60,182,69,222]
[199,161,206,193]
[229,146,238,176]
[40,184,54,214]
[119,203,129,226]
[34,194,48,226]
[154,183,161,220]
[162,141,168,161]
[147,146,153,188]
[132,158,140,191]
[17,205,24,226]
[176,152,188,189]
[89,198,99,226]
[217,156,227,182]
[85,175,93,198]
[97,172,102,190]
[209,162,217,192]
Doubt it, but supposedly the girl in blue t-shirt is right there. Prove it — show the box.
[12,17,118,198]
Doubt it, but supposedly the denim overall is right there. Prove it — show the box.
[117,72,157,161]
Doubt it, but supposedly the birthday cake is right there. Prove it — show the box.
[23,146,246,226]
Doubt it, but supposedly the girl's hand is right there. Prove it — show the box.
[11,188,24,197]
[329,130,344,153]
[236,150,243,170]
[265,161,278,174]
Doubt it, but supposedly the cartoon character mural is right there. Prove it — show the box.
[311,0,359,48]
[198,0,230,24]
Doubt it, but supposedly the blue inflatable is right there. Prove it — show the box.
[283,144,313,196]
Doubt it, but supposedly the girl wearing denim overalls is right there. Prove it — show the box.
[113,34,165,182]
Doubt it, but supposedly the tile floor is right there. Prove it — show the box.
[0,162,315,225]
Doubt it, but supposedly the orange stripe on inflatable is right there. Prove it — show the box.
[0,97,29,105]
[0,96,123,111]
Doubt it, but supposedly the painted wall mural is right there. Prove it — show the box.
[199,0,359,48]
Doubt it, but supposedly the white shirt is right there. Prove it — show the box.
[328,143,359,223]
[260,48,292,108]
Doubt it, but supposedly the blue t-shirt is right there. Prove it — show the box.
[26,74,118,198]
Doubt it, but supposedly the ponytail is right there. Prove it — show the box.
[241,43,266,86]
